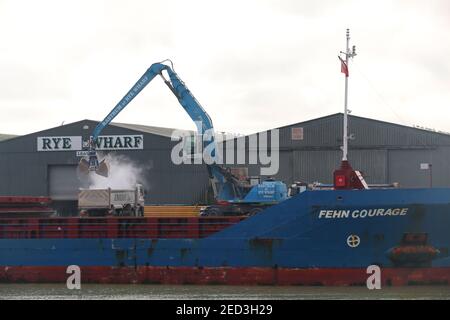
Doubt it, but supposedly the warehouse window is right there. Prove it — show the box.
[291,127,304,140]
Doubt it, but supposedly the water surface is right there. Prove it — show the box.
[1,284,449,300]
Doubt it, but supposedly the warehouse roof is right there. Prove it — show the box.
[0,120,193,145]
[2,113,450,144]
[0,134,18,142]
[110,122,193,138]
[272,112,450,137]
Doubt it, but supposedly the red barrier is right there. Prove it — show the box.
[0,216,245,239]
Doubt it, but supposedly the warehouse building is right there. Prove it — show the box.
[241,113,450,189]
[1,113,449,215]
[0,120,209,215]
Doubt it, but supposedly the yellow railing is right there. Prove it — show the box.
[143,205,203,217]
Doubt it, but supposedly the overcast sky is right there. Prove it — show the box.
[1,0,449,136]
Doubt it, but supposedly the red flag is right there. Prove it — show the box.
[338,56,349,77]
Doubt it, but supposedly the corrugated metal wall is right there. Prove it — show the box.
[292,149,386,184]
[273,113,450,187]
[386,148,450,188]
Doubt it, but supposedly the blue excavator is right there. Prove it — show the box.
[78,60,288,216]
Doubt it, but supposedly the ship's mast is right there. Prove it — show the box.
[333,29,367,190]
[340,28,356,161]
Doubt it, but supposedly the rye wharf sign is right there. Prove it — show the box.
[37,136,82,151]
[92,135,143,150]
[37,135,143,151]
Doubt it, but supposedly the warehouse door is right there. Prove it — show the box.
[48,165,86,200]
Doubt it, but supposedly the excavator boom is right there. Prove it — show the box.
[78,62,172,178]
[78,61,220,185]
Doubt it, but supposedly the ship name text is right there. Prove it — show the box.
[318,208,408,219]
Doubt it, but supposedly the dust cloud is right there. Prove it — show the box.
[87,153,150,190]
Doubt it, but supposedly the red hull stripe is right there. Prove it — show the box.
[1,266,449,286]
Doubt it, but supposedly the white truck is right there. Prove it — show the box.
[78,184,145,217]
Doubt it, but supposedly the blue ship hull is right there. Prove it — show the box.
[1,188,450,285]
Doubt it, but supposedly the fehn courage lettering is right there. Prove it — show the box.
[318,208,408,219]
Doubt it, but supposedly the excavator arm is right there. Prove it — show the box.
[79,62,169,177]
[78,60,238,201]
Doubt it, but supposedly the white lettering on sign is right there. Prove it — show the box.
[93,135,144,150]
[318,208,408,219]
[37,136,82,151]
[76,151,90,157]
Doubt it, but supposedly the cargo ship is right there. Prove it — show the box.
[0,186,449,285]
[0,30,449,286]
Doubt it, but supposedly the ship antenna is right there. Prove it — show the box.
[340,28,356,161]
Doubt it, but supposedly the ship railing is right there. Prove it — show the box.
[0,216,245,239]
[310,182,400,190]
